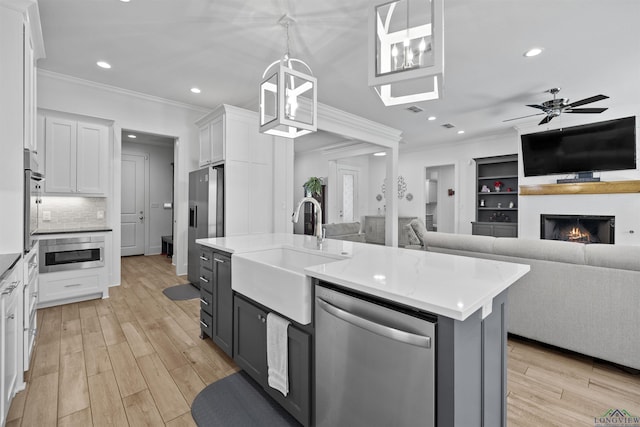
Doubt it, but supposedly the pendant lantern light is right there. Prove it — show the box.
[259,15,317,138]
[369,0,444,106]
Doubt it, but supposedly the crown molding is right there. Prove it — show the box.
[317,101,403,148]
[37,69,211,114]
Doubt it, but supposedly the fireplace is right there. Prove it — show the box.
[540,214,615,244]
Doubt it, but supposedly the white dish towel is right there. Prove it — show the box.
[266,312,290,397]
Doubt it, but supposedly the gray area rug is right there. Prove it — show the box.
[191,371,301,426]
[162,283,200,300]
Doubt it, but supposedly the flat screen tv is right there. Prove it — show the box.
[521,116,637,177]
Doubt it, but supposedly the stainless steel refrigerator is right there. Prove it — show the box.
[188,165,224,287]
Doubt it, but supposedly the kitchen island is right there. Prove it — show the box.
[196,233,529,426]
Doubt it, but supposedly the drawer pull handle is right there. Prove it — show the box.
[257,315,266,323]
[199,276,209,283]
[7,314,15,320]
[200,298,209,306]
[200,320,209,328]
[199,256,209,261]
[214,258,225,264]
[64,283,83,288]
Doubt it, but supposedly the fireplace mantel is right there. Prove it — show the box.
[520,180,640,196]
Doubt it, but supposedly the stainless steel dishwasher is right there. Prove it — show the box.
[315,285,435,427]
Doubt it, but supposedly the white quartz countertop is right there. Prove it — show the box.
[196,233,530,321]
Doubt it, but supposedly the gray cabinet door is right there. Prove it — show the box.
[233,295,312,426]
[211,252,233,357]
[265,325,311,426]
[233,295,268,383]
[472,222,494,236]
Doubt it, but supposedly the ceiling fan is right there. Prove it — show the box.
[504,88,609,125]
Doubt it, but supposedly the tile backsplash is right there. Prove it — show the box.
[39,197,107,230]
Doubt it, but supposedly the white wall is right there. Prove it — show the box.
[123,141,174,254]
[369,131,518,234]
[374,108,640,242]
[517,109,640,245]
[38,71,207,281]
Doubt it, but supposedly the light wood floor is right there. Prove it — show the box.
[6,255,640,426]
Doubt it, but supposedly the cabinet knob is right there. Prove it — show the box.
[7,314,15,320]
[258,314,266,323]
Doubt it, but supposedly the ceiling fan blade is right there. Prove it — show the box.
[502,112,545,122]
[538,115,553,125]
[566,107,608,114]
[526,104,547,111]
[567,94,609,108]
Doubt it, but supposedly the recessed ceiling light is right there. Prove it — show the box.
[373,152,386,157]
[427,116,436,121]
[457,130,465,134]
[96,61,111,69]
[127,134,136,139]
[523,47,543,57]
[120,0,131,2]
[190,87,201,94]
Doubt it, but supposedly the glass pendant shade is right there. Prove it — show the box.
[369,0,444,106]
[259,57,317,138]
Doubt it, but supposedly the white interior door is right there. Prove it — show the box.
[337,166,359,223]
[121,154,145,256]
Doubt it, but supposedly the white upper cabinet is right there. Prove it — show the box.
[76,121,109,194]
[199,115,224,166]
[43,114,109,195]
[195,105,276,236]
[23,20,37,153]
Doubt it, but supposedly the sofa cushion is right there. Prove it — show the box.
[409,219,429,245]
[403,224,422,246]
[493,237,585,265]
[585,244,640,271]
[422,231,495,254]
[323,222,361,237]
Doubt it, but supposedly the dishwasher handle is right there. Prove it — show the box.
[316,297,431,348]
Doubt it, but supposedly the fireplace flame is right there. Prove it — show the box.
[565,226,591,242]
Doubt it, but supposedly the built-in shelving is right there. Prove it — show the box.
[473,154,518,237]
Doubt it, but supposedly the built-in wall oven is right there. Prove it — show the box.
[39,236,105,273]
[24,149,44,252]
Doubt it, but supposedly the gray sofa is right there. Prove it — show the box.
[322,222,366,243]
[407,228,640,370]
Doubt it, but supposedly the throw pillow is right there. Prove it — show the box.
[404,224,421,246]
[410,219,429,245]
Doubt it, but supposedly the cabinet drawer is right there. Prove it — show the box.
[199,249,214,271]
[199,268,213,294]
[200,311,213,338]
[200,289,213,316]
[40,272,100,302]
